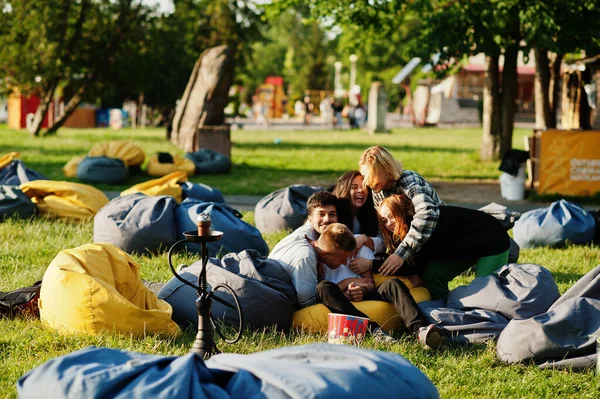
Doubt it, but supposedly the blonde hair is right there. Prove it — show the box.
[378,194,415,252]
[319,223,356,253]
[358,146,403,189]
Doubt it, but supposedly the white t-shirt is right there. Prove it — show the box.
[324,239,375,284]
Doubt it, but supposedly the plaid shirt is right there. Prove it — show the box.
[372,170,444,263]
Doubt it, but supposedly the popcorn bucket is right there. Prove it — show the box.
[327,313,369,345]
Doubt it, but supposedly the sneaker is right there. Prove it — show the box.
[372,327,397,344]
[417,324,445,350]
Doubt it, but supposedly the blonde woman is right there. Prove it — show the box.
[357,145,443,278]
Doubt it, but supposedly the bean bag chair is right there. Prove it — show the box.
[292,275,431,333]
[62,156,85,178]
[121,171,186,203]
[20,180,109,221]
[18,344,439,399]
[38,243,180,337]
[0,185,35,220]
[0,159,48,186]
[146,152,195,177]
[76,156,128,185]
[184,148,232,174]
[88,140,145,168]
[175,198,269,257]
[254,184,323,234]
[497,265,600,369]
[93,193,178,254]
[513,200,596,248]
[159,249,297,330]
[0,151,20,169]
[180,181,225,203]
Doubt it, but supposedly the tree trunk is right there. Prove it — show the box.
[45,84,86,134]
[548,53,563,128]
[500,42,519,158]
[534,47,551,130]
[30,81,59,136]
[480,54,502,161]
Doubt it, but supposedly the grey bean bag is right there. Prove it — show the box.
[158,249,297,330]
[513,200,596,248]
[0,185,35,220]
[77,156,128,185]
[254,184,323,234]
[93,193,178,254]
[478,202,521,230]
[185,148,232,174]
[180,181,225,203]
[419,263,560,344]
[497,265,600,369]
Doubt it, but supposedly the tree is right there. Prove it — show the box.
[0,0,150,136]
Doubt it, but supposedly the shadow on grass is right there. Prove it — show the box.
[552,271,585,285]
[235,141,472,154]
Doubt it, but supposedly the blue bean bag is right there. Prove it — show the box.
[175,198,268,257]
[254,184,323,234]
[185,149,232,174]
[513,200,596,248]
[77,156,128,185]
[0,160,48,185]
[0,185,35,220]
[93,193,178,254]
[18,344,439,399]
[180,181,225,203]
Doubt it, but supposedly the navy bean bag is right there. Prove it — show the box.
[180,181,225,203]
[0,185,35,220]
[0,160,47,185]
[513,200,596,249]
[175,198,268,257]
[93,193,178,254]
[254,184,323,234]
[18,344,439,399]
[185,148,232,174]
[77,156,128,185]
[159,249,297,330]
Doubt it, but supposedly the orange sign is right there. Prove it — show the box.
[538,130,600,196]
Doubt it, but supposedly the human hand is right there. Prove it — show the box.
[349,257,371,274]
[355,234,368,250]
[379,254,404,276]
[344,282,364,302]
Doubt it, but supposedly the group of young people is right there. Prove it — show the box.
[268,145,511,349]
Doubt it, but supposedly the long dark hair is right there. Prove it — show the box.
[332,170,379,237]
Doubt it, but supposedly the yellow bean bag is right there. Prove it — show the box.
[88,140,145,167]
[292,276,431,333]
[0,151,20,169]
[146,153,195,177]
[63,156,85,177]
[39,243,180,337]
[120,171,186,202]
[19,180,109,221]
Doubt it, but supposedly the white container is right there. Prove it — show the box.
[499,165,526,201]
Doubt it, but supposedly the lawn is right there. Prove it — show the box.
[0,124,530,195]
[1,125,599,398]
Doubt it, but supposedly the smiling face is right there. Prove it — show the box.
[378,203,396,233]
[349,174,366,209]
[308,205,338,234]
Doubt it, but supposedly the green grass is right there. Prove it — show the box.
[1,126,599,398]
[0,125,530,195]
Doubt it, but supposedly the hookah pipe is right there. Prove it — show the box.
[167,213,243,358]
